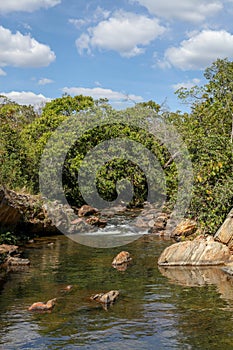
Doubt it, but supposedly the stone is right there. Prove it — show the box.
[90,290,119,304]
[214,208,233,247]
[78,205,99,217]
[28,298,57,311]
[171,219,197,238]
[86,216,107,228]
[134,217,148,228]
[0,244,18,255]
[112,251,132,265]
[158,235,233,266]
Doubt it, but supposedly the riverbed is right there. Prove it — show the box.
[0,233,233,350]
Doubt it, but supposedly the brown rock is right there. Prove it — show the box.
[214,208,233,247]
[171,219,197,238]
[78,205,98,217]
[112,251,132,265]
[158,235,233,266]
[86,216,107,228]
[0,244,18,255]
[28,298,57,311]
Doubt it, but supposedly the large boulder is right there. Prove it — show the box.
[214,208,233,249]
[158,235,233,266]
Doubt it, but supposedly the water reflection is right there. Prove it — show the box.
[0,235,233,350]
[159,266,233,303]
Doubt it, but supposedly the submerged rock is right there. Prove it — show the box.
[112,251,132,266]
[158,235,233,266]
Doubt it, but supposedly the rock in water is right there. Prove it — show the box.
[112,251,132,266]
[28,298,57,311]
[90,290,119,304]
[158,235,233,266]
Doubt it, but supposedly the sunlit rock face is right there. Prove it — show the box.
[158,235,233,266]
[214,208,233,249]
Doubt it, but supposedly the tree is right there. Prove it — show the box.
[0,97,37,189]
[175,58,233,233]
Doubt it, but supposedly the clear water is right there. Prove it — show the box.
[0,233,233,350]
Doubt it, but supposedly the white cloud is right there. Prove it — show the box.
[0,91,51,106]
[69,7,110,29]
[38,78,54,85]
[162,30,233,70]
[0,26,55,68]
[0,0,61,13]
[0,68,6,76]
[172,78,201,90]
[69,18,87,29]
[133,0,222,22]
[76,11,166,57]
[62,86,143,102]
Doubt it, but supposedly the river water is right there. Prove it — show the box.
[0,229,233,349]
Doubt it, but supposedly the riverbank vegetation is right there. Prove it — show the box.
[0,59,232,239]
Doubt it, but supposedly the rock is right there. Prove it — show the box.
[112,251,132,265]
[0,188,23,227]
[222,265,233,277]
[112,262,129,272]
[28,298,57,311]
[134,218,148,228]
[0,244,18,255]
[60,285,73,292]
[78,205,98,217]
[86,216,107,228]
[171,219,197,239]
[90,290,119,304]
[214,208,233,248]
[158,235,233,266]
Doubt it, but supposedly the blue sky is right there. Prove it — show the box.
[1,0,233,112]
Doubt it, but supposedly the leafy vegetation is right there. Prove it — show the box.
[0,59,233,240]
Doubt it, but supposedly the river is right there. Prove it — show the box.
[0,230,233,349]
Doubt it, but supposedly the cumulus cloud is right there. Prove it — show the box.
[76,11,166,57]
[38,78,54,85]
[0,26,55,68]
[172,78,201,90]
[62,86,143,102]
[133,0,222,22]
[0,0,61,13]
[162,30,233,70]
[0,91,51,106]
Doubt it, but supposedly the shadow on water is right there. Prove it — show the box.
[0,233,233,349]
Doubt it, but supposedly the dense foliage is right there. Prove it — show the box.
[1,59,233,234]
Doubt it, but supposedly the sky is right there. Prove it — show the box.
[0,0,233,112]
